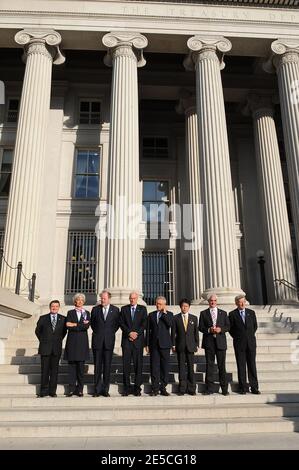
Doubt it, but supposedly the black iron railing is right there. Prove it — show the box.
[274,278,299,296]
[0,248,36,302]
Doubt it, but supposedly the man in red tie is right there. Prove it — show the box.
[229,295,260,395]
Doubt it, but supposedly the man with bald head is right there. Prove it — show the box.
[199,294,230,395]
[120,292,148,396]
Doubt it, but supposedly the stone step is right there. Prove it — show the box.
[6,337,298,348]
[1,360,298,374]
[0,379,298,395]
[2,391,299,407]
[1,416,299,438]
[1,402,299,422]
[0,369,298,384]
[3,345,295,356]
[0,367,299,384]
[3,352,295,364]
[10,324,286,339]
[3,349,294,362]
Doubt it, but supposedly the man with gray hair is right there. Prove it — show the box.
[199,294,230,395]
[119,292,148,396]
[229,295,260,394]
[146,296,173,396]
[91,290,120,397]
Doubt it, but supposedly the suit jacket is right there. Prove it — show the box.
[35,313,67,356]
[91,304,120,350]
[119,304,148,349]
[64,309,91,361]
[199,308,230,351]
[171,313,199,353]
[229,308,257,351]
[146,310,173,349]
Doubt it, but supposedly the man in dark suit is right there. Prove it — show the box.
[91,290,120,397]
[120,292,147,396]
[229,295,260,394]
[35,300,67,397]
[199,294,230,395]
[172,298,199,395]
[146,296,173,396]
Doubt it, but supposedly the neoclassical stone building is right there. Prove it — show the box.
[0,0,299,306]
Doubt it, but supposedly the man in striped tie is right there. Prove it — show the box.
[35,300,67,397]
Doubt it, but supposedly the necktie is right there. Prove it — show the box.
[131,307,135,321]
[211,309,217,327]
[157,311,162,324]
[240,310,245,323]
[104,308,108,321]
[183,315,188,332]
[51,315,57,331]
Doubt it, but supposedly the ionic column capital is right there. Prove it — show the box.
[15,29,65,65]
[263,38,299,73]
[176,89,196,116]
[184,36,232,71]
[102,32,148,68]
[244,92,275,119]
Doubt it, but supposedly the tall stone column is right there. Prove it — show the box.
[102,32,147,304]
[185,36,244,304]
[264,39,299,285]
[177,92,204,303]
[246,93,297,303]
[0,30,64,293]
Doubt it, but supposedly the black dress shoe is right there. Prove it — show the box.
[134,391,141,396]
[222,391,229,396]
[238,390,246,395]
[160,389,170,396]
[66,392,74,397]
[93,393,100,397]
[202,390,213,395]
[177,392,185,396]
[122,392,129,397]
[188,391,196,396]
[102,392,110,397]
[251,389,261,395]
[49,393,57,397]
[37,394,48,398]
[77,392,83,397]
[150,391,158,396]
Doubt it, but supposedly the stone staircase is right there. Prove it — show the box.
[1,305,299,438]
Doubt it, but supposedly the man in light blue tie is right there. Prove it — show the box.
[229,295,260,395]
[91,290,120,397]
[119,292,148,396]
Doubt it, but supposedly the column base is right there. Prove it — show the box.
[106,288,145,307]
[191,297,205,305]
[201,287,246,305]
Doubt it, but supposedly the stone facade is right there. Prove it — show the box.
[0,1,298,305]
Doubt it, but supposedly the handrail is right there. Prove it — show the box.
[0,248,36,302]
[274,278,299,294]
